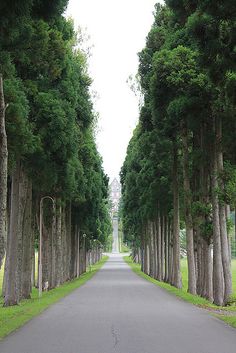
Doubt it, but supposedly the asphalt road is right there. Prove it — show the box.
[1,255,236,353]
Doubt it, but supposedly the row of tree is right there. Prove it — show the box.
[121,0,236,306]
[0,0,111,306]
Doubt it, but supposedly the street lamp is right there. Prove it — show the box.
[39,196,55,298]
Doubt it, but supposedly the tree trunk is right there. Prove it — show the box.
[148,221,154,277]
[168,221,173,285]
[211,117,224,306]
[76,227,80,278]
[152,221,157,279]
[66,203,72,280]
[156,215,162,281]
[202,238,213,301]
[164,216,169,283]
[141,230,144,272]
[151,221,156,278]
[55,201,62,286]
[61,206,67,283]
[50,201,56,288]
[161,215,165,280]
[146,224,151,276]
[182,122,196,294]
[199,123,213,301]
[171,141,182,288]
[226,205,231,260]
[42,210,50,291]
[21,180,33,299]
[0,74,8,271]
[216,117,232,304]
[5,162,32,306]
[196,233,202,296]
[152,221,156,279]
[4,162,23,306]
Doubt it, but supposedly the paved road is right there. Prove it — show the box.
[1,255,236,353]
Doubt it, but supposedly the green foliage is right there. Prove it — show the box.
[222,162,236,206]
[1,0,111,247]
[121,0,236,258]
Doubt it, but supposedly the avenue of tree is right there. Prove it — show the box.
[121,0,236,306]
[0,0,111,307]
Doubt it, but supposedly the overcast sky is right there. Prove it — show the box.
[66,0,160,181]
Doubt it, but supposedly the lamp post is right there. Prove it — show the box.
[39,196,55,298]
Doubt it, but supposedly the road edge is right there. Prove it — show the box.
[0,256,109,340]
[124,255,236,329]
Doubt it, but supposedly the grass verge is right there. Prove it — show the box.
[0,256,108,339]
[180,258,236,301]
[124,256,236,329]
[218,315,236,328]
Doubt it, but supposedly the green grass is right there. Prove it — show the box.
[124,256,236,329]
[232,259,236,296]
[0,253,38,296]
[180,258,236,297]
[124,256,212,306]
[0,256,108,339]
[120,243,130,253]
[218,315,236,328]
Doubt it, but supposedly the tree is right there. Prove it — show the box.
[1,0,111,305]
[121,0,236,305]
[0,75,8,270]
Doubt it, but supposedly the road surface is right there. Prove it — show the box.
[0,255,236,353]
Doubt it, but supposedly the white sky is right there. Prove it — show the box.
[66,0,160,181]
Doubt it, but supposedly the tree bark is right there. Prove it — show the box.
[182,122,196,295]
[164,216,169,283]
[4,161,31,306]
[148,221,154,277]
[211,117,224,306]
[168,221,173,285]
[196,233,202,296]
[76,227,80,278]
[199,122,213,301]
[42,207,50,291]
[161,215,165,280]
[152,221,157,279]
[171,141,182,288]
[156,214,162,281]
[202,238,213,301]
[50,200,56,288]
[61,206,67,283]
[21,180,33,299]
[66,203,72,280]
[216,117,232,304]
[0,74,8,271]
[55,200,62,287]
[4,162,22,306]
